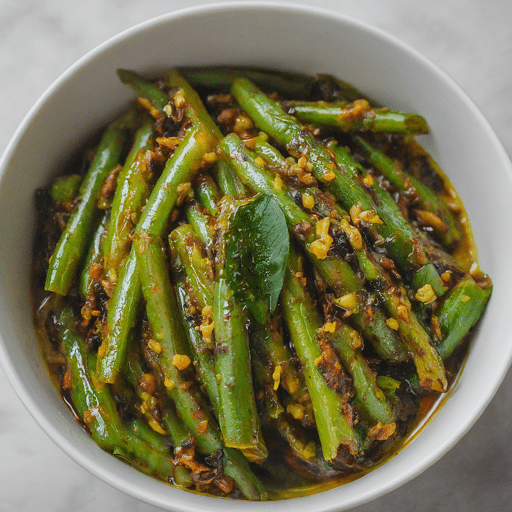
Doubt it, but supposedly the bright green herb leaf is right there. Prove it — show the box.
[225,194,289,323]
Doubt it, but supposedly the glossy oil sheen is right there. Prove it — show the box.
[1,4,512,512]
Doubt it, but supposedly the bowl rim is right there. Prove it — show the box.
[1,2,512,511]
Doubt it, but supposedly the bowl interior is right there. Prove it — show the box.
[1,4,511,511]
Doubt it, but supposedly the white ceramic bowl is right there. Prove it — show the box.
[1,3,511,511]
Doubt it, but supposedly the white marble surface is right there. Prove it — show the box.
[1,0,511,510]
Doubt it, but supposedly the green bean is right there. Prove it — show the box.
[138,128,216,236]
[123,347,171,436]
[353,135,463,247]
[169,224,220,416]
[330,142,448,295]
[250,343,317,461]
[220,132,406,363]
[193,173,221,216]
[252,137,443,383]
[135,232,266,499]
[136,233,215,446]
[213,159,247,199]
[79,210,109,298]
[131,353,195,488]
[168,68,247,197]
[97,250,140,383]
[391,290,447,392]
[161,397,192,448]
[436,275,492,360]
[282,246,359,461]
[45,110,135,295]
[103,117,156,275]
[169,224,215,311]
[117,69,169,111]
[184,203,215,248]
[50,174,82,205]
[97,121,216,383]
[138,334,194,450]
[57,304,175,478]
[249,316,312,417]
[180,66,316,99]
[212,201,268,462]
[327,324,394,424]
[287,100,429,135]
[230,77,446,295]
[223,447,268,501]
[127,418,170,455]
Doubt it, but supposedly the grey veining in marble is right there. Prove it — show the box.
[1,1,511,511]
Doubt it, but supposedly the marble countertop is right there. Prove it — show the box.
[1,1,511,510]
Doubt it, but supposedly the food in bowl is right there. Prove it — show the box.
[32,66,492,500]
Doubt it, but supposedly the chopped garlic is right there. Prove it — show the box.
[202,151,218,164]
[285,375,300,394]
[147,418,167,435]
[254,156,266,168]
[291,163,304,175]
[359,210,383,224]
[334,292,358,312]
[309,217,334,259]
[316,217,331,238]
[199,306,214,348]
[173,90,186,108]
[197,419,209,434]
[302,193,315,210]
[414,284,437,304]
[298,173,316,185]
[386,318,399,330]
[172,354,191,371]
[309,237,333,260]
[138,97,163,119]
[397,304,409,322]
[323,321,336,333]
[148,338,162,354]
[164,378,175,389]
[368,421,397,441]
[287,403,305,420]
[350,203,363,224]
[156,136,182,150]
[349,330,363,349]
[302,442,316,459]
[362,174,374,186]
[233,114,254,133]
[272,365,282,391]
[298,156,308,169]
[441,270,453,283]
[340,219,363,250]
[177,182,191,194]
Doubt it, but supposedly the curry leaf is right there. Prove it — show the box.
[224,194,289,323]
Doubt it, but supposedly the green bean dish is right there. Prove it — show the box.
[32,67,492,500]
